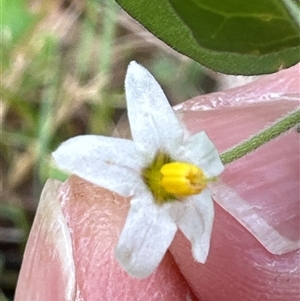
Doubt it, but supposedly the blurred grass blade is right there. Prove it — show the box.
[36,37,60,183]
[89,0,119,135]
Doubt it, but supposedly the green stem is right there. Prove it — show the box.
[220,108,300,165]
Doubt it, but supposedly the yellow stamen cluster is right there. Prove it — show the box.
[160,162,207,196]
[142,152,208,205]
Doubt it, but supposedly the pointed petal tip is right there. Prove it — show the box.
[127,60,139,72]
[192,242,209,264]
[191,228,212,264]
[114,199,177,279]
[115,246,153,279]
[128,60,141,69]
[126,61,149,81]
[128,60,138,67]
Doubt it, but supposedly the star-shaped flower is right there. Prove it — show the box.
[53,61,224,278]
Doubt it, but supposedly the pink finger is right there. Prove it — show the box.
[15,180,75,301]
[171,64,299,300]
[15,177,198,301]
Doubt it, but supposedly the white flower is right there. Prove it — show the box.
[52,61,224,278]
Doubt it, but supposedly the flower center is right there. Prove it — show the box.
[142,152,208,205]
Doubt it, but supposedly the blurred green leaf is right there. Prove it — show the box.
[0,0,39,71]
[0,0,36,44]
[115,0,300,74]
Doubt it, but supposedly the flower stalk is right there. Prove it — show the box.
[220,108,300,165]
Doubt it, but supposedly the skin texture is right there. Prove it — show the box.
[15,63,299,300]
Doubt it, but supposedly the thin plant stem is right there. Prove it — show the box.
[220,108,300,165]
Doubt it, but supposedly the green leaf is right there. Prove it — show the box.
[0,0,39,71]
[0,0,36,44]
[115,0,300,75]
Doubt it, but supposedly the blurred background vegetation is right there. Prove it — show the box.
[0,0,254,299]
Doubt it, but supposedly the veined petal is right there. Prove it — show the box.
[125,61,184,158]
[52,135,146,197]
[115,193,177,278]
[175,131,224,178]
[168,189,214,263]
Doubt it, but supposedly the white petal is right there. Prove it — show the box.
[175,131,224,178]
[125,61,184,159]
[115,193,177,278]
[168,189,214,263]
[52,135,146,197]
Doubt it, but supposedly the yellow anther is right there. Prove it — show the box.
[160,162,207,197]
[142,152,212,204]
